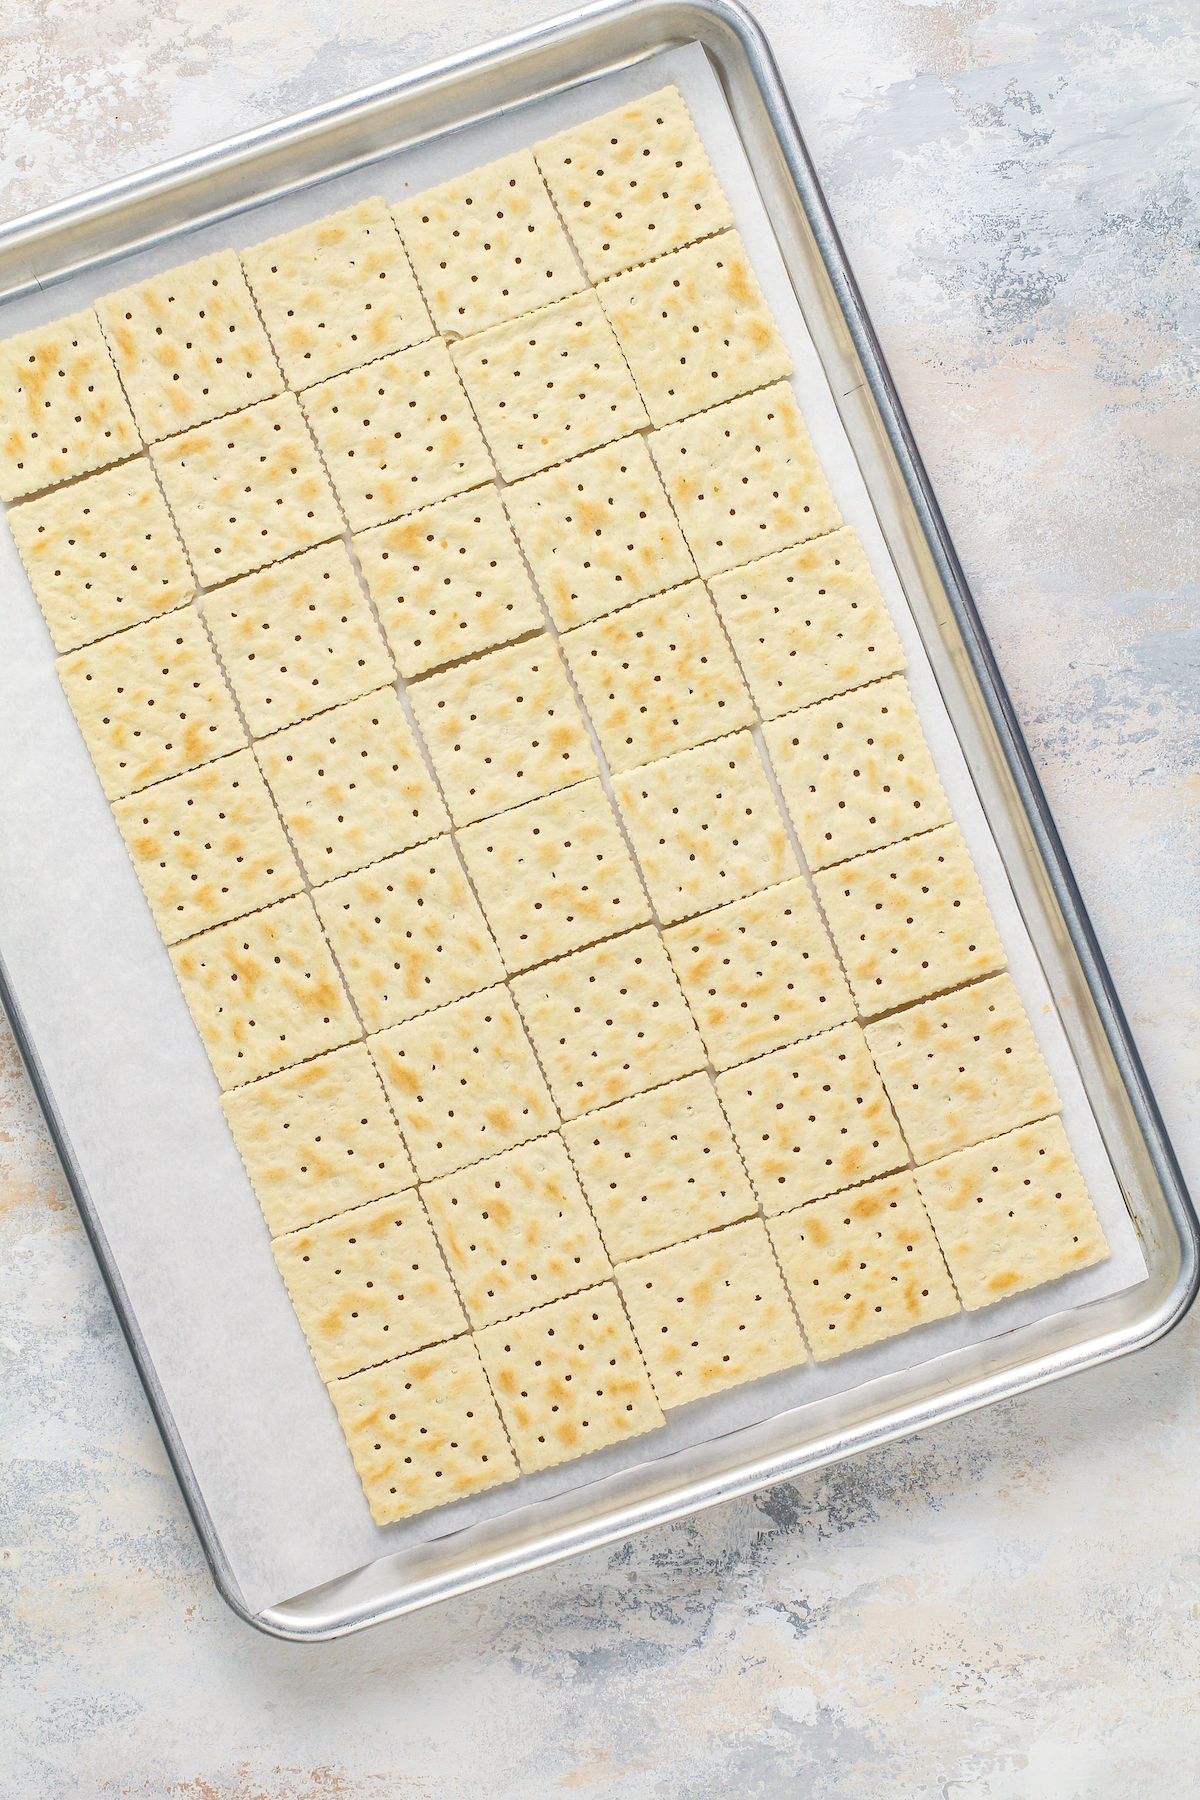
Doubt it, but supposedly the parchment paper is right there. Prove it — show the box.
[0,42,1145,1617]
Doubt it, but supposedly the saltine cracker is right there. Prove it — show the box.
[220,1041,416,1237]
[511,924,705,1121]
[617,1219,806,1407]
[716,1020,908,1213]
[369,985,557,1180]
[56,606,245,800]
[562,1071,757,1263]
[9,458,193,653]
[0,309,138,500]
[561,581,755,772]
[456,779,650,972]
[475,1283,664,1472]
[241,197,433,387]
[768,1171,959,1360]
[353,484,542,679]
[255,687,449,884]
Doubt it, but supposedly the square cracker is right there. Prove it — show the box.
[272,1192,466,1381]
[450,291,648,483]
[612,730,798,926]
[764,675,951,871]
[562,1071,756,1263]
[708,526,905,721]
[300,337,493,534]
[617,1218,806,1408]
[648,382,841,579]
[169,893,358,1089]
[369,984,557,1181]
[8,458,193,653]
[407,633,600,827]
[329,1338,516,1524]
[393,149,585,337]
[457,778,650,973]
[716,1020,908,1214]
[768,1171,959,1361]
[353,484,542,680]
[475,1283,663,1473]
[313,838,504,1032]
[0,309,139,501]
[534,85,733,283]
[561,581,755,772]
[151,392,342,586]
[512,924,705,1122]
[220,1040,416,1236]
[914,1116,1109,1309]
[255,687,448,884]
[813,824,1006,1018]
[864,974,1061,1165]
[112,747,301,944]
[56,605,245,800]
[421,1134,611,1329]
[240,197,433,388]
[96,250,281,440]
[503,434,695,632]
[663,876,854,1073]
[200,539,393,737]
[597,231,792,428]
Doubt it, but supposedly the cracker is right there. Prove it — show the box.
[764,675,951,871]
[612,730,798,926]
[329,1338,516,1523]
[597,231,792,427]
[199,539,394,737]
[865,973,1061,1165]
[56,605,246,800]
[511,924,705,1121]
[255,687,449,884]
[457,778,650,973]
[562,1072,756,1263]
[502,434,695,632]
[812,824,1006,1018]
[112,747,301,944]
[561,580,755,772]
[449,291,648,482]
[708,526,905,720]
[299,337,493,533]
[407,633,599,826]
[534,85,733,282]
[648,382,841,579]
[8,458,193,653]
[475,1283,663,1472]
[241,197,433,387]
[151,392,342,585]
[663,876,854,1073]
[313,838,504,1032]
[421,1134,612,1328]
[393,149,585,337]
[169,893,358,1089]
[369,984,557,1180]
[0,309,139,500]
[715,1020,909,1214]
[272,1192,466,1381]
[220,1040,416,1236]
[914,1117,1109,1309]
[617,1219,805,1407]
[96,251,281,440]
[768,1171,959,1361]
[353,484,542,679]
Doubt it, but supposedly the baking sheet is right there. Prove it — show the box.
[0,40,1146,1617]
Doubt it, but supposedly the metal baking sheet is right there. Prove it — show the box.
[0,0,1194,1641]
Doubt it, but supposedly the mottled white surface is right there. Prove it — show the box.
[2,0,1198,1793]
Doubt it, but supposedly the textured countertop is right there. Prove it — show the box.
[3,1,1198,1793]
